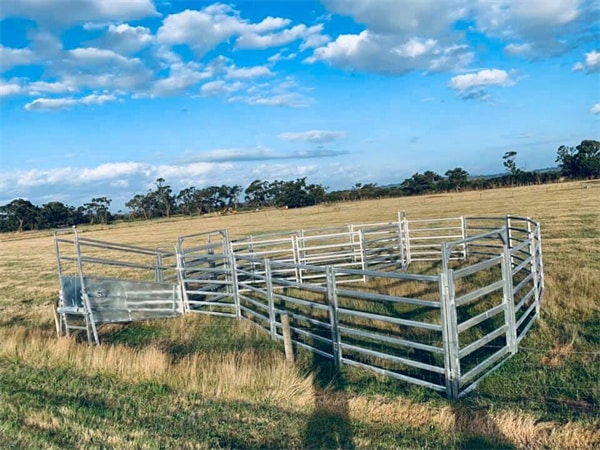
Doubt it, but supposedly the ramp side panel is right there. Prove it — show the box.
[59,275,180,323]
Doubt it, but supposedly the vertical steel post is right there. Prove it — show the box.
[53,231,65,337]
[440,243,460,398]
[292,235,301,283]
[506,215,514,268]
[73,229,99,345]
[154,252,163,282]
[175,238,189,314]
[265,259,277,340]
[502,247,518,353]
[224,230,241,320]
[403,213,411,266]
[360,229,368,272]
[229,252,241,320]
[326,265,342,366]
[461,216,469,260]
[526,220,540,317]
[536,224,545,296]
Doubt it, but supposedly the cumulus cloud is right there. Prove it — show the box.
[57,47,154,92]
[312,0,595,73]
[0,0,158,24]
[147,62,213,97]
[24,93,117,111]
[449,68,515,100]
[26,81,76,95]
[157,4,290,56]
[309,0,472,74]
[0,81,22,97]
[504,43,533,57]
[279,130,346,143]
[475,0,594,58]
[236,24,329,50]
[225,65,273,79]
[92,23,154,54]
[323,0,466,37]
[308,30,472,74]
[0,160,233,207]
[200,80,243,96]
[572,50,600,72]
[591,103,600,115]
[267,51,297,63]
[0,45,35,72]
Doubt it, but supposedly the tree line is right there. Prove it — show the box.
[1,139,598,233]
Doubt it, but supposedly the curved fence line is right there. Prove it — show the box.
[53,213,544,398]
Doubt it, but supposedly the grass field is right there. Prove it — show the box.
[1,181,599,448]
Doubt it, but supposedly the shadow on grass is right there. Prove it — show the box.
[304,354,355,450]
[449,401,515,450]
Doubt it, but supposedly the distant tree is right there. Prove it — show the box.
[176,186,201,216]
[401,171,442,195]
[444,167,469,191]
[0,199,40,232]
[502,151,519,175]
[38,201,83,228]
[153,178,174,218]
[556,140,600,179]
[126,194,153,219]
[84,197,112,225]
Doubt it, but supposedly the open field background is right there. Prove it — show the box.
[1,181,599,448]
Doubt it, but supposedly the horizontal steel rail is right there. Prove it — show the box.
[53,213,543,399]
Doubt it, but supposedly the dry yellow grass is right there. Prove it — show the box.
[1,180,599,448]
[2,325,599,449]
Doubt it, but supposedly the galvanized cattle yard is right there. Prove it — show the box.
[53,212,544,398]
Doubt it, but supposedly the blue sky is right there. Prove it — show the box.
[1,0,599,210]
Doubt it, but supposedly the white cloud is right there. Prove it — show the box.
[267,51,297,64]
[475,0,593,58]
[279,130,346,143]
[94,23,154,54]
[449,68,515,100]
[236,24,329,50]
[0,80,22,97]
[504,43,533,57]
[69,47,136,66]
[585,50,600,72]
[26,81,75,95]
[79,162,149,182]
[57,47,154,92]
[314,0,594,73]
[309,30,469,74]
[572,50,600,72]
[225,65,273,79]
[230,93,312,108]
[591,103,600,115]
[0,45,35,72]
[0,0,158,24]
[155,162,233,182]
[24,93,117,111]
[157,5,290,56]
[24,97,78,111]
[80,93,117,105]
[323,0,467,37]
[148,62,212,97]
[309,1,474,75]
[449,69,512,91]
[200,80,243,96]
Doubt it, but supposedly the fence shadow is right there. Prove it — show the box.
[303,354,355,450]
[450,402,515,449]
